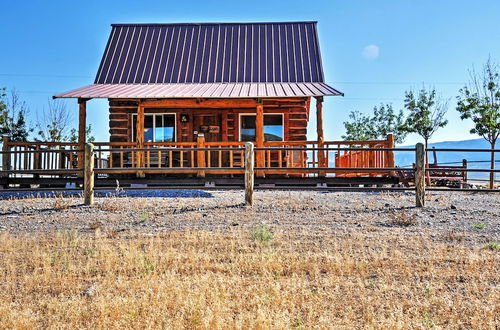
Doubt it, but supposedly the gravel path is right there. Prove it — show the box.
[0,190,498,247]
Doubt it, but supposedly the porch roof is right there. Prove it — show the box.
[53,82,342,99]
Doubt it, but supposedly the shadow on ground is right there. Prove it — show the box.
[0,189,213,200]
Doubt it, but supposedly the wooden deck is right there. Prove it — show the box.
[0,136,397,187]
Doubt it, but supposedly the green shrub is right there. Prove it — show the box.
[250,225,273,244]
[486,242,499,251]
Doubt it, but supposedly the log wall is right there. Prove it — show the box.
[108,98,311,143]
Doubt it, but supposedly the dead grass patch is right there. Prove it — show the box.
[0,230,497,328]
[52,197,72,211]
[388,211,417,226]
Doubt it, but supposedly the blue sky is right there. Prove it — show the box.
[1,0,499,144]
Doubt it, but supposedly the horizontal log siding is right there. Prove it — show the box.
[108,98,310,143]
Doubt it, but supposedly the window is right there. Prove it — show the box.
[132,113,176,142]
[239,114,284,142]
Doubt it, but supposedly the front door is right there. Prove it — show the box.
[193,113,221,142]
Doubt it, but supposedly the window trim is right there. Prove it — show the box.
[238,113,284,142]
[131,112,177,142]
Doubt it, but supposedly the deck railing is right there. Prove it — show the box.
[0,134,394,177]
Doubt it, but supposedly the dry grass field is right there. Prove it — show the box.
[0,191,498,328]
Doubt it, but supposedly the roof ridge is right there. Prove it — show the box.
[111,21,318,27]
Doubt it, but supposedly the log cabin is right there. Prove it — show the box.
[1,21,397,187]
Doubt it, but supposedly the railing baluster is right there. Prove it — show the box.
[131,148,135,168]
[218,146,222,168]
[119,146,124,168]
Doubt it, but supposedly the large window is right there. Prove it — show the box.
[240,114,284,142]
[132,113,176,142]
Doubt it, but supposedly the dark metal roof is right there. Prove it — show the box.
[54,82,343,99]
[94,22,326,84]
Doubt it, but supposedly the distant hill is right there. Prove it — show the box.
[395,138,497,180]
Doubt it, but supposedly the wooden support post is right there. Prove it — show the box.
[84,143,94,206]
[415,143,425,207]
[387,133,395,176]
[315,96,326,177]
[77,99,87,172]
[197,133,206,177]
[462,159,468,183]
[245,142,255,206]
[255,102,264,177]
[1,135,10,179]
[136,104,145,177]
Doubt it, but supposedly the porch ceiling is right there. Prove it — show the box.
[53,82,343,99]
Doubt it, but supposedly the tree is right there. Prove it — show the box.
[36,99,94,142]
[342,103,407,143]
[401,87,448,165]
[68,125,95,143]
[456,57,500,189]
[0,88,31,141]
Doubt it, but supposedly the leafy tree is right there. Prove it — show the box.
[456,57,500,188]
[0,88,32,141]
[401,87,448,165]
[342,103,407,143]
[342,110,373,141]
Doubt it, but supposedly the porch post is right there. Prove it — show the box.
[315,96,326,176]
[77,99,87,170]
[387,133,395,176]
[255,101,264,176]
[197,133,206,177]
[136,103,145,177]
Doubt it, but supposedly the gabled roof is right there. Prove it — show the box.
[95,22,325,84]
[54,21,343,99]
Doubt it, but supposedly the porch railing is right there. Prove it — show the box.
[0,134,394,177]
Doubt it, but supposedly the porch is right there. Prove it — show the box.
[0,135,396,187]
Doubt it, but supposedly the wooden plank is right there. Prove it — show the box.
[77,99,86,172]
[415,143,425,207]
[197,134,205,177]
[255,103,264,176]
[245,142,255,206]
[141,98,259,109]
[387,133,395,176]
[136,104,145,177]
[84,143,94,205]
[316,96,325,177]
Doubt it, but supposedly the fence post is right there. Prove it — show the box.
[415,143,425,207]
[245,142,255,206]
[462,159,468,183]
[84,143,95,206]
[197,133,206,177]
[1,135,10,178]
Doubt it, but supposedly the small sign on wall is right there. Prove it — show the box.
[200,125,220,133]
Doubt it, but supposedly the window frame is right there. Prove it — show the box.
[131,112,177,143]
[238,113,284,142]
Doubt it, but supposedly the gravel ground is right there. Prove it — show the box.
[0,190,498,247]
